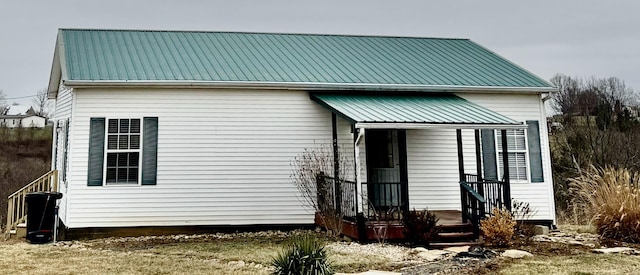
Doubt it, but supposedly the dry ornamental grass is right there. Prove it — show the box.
[569,166,640,243]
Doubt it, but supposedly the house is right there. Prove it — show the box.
[0,105,46,128]
[30,29,557,239]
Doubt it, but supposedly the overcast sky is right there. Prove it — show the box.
[1,0,638,105]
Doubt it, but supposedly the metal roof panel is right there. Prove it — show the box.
[311,93,521,127]
[59,29,554,90]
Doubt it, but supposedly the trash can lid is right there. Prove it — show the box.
[26,191,63,199]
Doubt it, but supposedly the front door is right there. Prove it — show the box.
[365,129,407,210]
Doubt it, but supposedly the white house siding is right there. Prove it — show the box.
[52,84,74,223]
[407,93,555,221]
[66,88,334,228]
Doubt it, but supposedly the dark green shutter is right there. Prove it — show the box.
[87,118,105,186]
[142,117,158,185]
[527,120,544,182]
[481,129,498,181]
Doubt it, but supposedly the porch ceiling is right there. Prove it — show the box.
[311,93,525,129]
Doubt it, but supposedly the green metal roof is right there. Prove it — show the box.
[311,93,522,128]
[54,29,554,92]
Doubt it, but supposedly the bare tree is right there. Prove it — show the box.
[550,74,640,221]
[31,88,50,118]
[0,89,7,114]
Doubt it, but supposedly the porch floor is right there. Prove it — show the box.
[315,210,472,243]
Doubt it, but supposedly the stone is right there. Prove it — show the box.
[534,225,549,235]
[567,240,583,246]
[592,247,639,254]
[412,247,428,253]
[444,246,470,254]
[502,249,534,258]
[417,249,450,261]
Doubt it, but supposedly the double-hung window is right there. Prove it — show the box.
[105,119,141,184]
[481,121,544,183]
[496,129,528,182]
[87,117,158,186]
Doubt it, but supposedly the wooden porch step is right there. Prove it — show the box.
[437,223,474,233]
[437,232,475,239]
[429,241,482,249]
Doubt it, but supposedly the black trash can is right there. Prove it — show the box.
[25,191,63,244]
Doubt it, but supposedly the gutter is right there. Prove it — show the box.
[62,80,558,94]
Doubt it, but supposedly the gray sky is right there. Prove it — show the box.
[1,0,638,105]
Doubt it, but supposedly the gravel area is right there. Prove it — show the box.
[326,242,416,262]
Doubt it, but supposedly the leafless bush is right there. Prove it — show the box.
[290,143,353,237]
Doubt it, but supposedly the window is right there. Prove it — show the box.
[88,117,157,186]
[496,129,528,182]
[105,119,141,184]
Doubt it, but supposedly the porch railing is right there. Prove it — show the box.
[362,182,405,221]
[460,181,485,238]
[460,173,510,238]
[315,173,405,222]
[316,173,358,218]
[5,170,58,234]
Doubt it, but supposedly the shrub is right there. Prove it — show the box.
[271,235,334,275]
[512,200,537,241]
[401,208,440,246]
[569,166,640,243]
[480,208,516,247]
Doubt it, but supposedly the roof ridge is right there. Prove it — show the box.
[58,28,470,41]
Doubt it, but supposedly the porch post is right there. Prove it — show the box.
[474,129,485,217]
[332,113,341,212]
[456,129,467,223]
[353,128,365,214]
[353,126,367,241]
[456,129,464,181]
[500,129,512,211]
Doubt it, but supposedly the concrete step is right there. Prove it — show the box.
[16,223,26,238]
[6,223,27,240]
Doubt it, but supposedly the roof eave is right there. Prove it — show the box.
[63,80,558,93]
[356,122,527,130]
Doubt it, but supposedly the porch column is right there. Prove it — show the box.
[456,129,464,181]
[332,113,341,211]
[500,129,512,211]
[474,129,485,217]
[353,126,365,213]
[456,129,466,223]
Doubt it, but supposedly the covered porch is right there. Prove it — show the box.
[311,93,523,243]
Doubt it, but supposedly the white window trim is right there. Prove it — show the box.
[495,129,530,183]
[102,118,144,186]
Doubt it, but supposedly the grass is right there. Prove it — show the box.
[569,167,640,242]
[0,233,405,274]
[2,231,640,274]
[499,254,640,275]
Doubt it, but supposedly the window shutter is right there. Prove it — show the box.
[142,117,158,185]
[527,120,544,182]
[481,129,498,181]
[87,118,105,186]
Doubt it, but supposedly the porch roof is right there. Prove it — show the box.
[311,93,525,129]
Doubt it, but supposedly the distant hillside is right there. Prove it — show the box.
[0,127,52,229]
